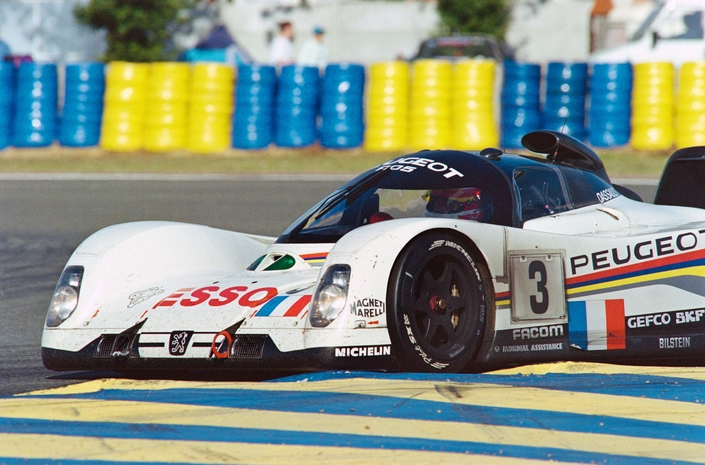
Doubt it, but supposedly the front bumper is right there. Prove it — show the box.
[42,333,400,373]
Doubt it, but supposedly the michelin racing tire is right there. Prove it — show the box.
[387,232,487,372]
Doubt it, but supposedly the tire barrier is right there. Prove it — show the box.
[275,65,319,148]
[144,63,189,152]
[409,59,452,150]
[320,63,365,149]
[501,60,541,149]
[631,62,674,150]
[59,62,105,147]
[588,62,632,147]
[5,60,702,152]
[0,62,14,150]
[676,61,705,148]
[232,64,276,149]
[452,60,498,150]
[187,63,234,153]
[101,62,148,151]
[543,62,587,141]
[365,61,409,152]
[12,62,58,148]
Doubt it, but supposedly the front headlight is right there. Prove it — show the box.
[45,266,84,327]
[309,264,350,327]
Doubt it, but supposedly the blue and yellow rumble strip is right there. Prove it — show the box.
[1,363,704,464]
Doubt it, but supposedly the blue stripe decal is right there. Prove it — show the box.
[566,256,705,290]
[40,387,705,443]
[255,295,288,316]
[567,300,588,348]
[0,417,686,465]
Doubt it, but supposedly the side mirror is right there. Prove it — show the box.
[652,30,660,48]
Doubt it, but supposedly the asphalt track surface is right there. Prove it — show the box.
[6,176,705,464]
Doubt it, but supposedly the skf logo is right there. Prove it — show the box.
[169,331,193,356]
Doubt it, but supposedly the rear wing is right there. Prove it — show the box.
[654,147,705,208]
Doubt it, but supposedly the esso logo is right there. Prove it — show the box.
[153,285,278,309]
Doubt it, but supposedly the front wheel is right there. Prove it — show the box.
[387,233,487,372]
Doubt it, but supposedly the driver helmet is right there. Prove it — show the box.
[423,187,486,221]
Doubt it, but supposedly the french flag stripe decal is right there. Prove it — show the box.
[605,299,626,350]
[568,300,588,350]
[256,296,288,317]
[568,299,626,351]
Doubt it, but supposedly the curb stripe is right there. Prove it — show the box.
[0,401,703,464]
[0,433,583,465]
[25,387,705,443]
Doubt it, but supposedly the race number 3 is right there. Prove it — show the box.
[510,251,566,322]
[528,260,549,314]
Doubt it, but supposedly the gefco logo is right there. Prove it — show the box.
[569,231,704,275]
[628,309,704,328]
[152,286,277,309]
[376,156,464,178]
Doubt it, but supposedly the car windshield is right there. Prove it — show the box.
[277,153,514,244]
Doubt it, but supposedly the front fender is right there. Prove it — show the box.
[49,221,273,332]
[318,218,506,333]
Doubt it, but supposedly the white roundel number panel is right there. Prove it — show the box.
[509,251,566,323]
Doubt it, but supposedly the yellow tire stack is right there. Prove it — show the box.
[144,63,189,152]
[101,62,148,151]
[364,61,409,152]
[631,62,674,150]
[676,61,705,148]
[409,59,452,150]
[452,60,498,149]
[187,63,234,153]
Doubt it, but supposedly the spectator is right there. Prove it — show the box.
[0,28,11,61]
[297,25,328,70]
[269,21,295,67]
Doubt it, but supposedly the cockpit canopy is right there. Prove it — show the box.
[277,144,617,244]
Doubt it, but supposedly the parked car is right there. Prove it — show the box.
[413,34,513,61]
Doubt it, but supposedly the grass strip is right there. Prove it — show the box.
[0,145,671,178]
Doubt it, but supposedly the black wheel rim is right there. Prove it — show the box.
[409,254,478,360]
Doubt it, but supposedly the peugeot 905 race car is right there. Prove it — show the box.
[42,130,705,373]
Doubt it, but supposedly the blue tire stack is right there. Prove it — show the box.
[60,62,105,147]
[233,64,276,149]
[0,62,14,150]
[13,63,58,147]
[320,63,365,149]
[501,61,541,148]
[275,65,319,147]
[588,63,632,147]
[543,62,588,140]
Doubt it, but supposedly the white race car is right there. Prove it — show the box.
[42,131,705,373]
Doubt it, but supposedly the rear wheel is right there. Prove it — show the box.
[387,232,487,372]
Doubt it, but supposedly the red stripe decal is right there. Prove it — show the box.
[284,295,312,317]
[566,248,705,286]
[605,299,626,350]
[300,253,328,260]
